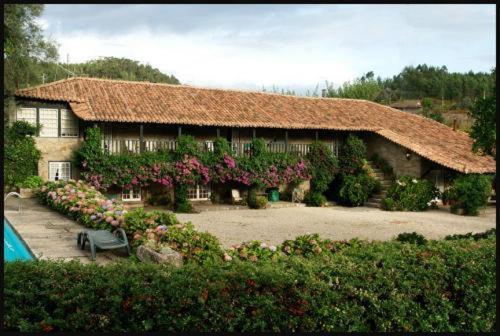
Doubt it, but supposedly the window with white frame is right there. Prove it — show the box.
[60,109,79,137]
[122,186,141,201]
[187,184,211,201]
[16,108,37,125]
[39,108,59,137]
[49,162,71,181]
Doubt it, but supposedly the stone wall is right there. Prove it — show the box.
[35,137,83,181]
[362,132,424,177]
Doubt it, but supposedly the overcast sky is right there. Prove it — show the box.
[40,4,496,94]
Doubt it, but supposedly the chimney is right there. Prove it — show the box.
[321,89,327,98]
[453,119,457,131]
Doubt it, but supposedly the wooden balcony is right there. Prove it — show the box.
[101,139,341,157]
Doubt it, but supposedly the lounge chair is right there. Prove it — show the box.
[77,228,131,261]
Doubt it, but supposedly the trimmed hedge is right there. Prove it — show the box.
[4,235,496,332]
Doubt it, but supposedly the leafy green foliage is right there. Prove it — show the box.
[4,121,42,191]
[382,176,440,211]
[305,141,338,195]
[469,95,496,158]
[4,4,58,97]
[15,175,43,189]
[174,184,193,213]
[395,232,428,246]
[338,172,379,206]
[338,134,366,175]
[444,228,495,241]
[326,71,382,101]
[4,234,496,332]
[303,191,327,207]
[447,174,493,216]
[247,189,268,209]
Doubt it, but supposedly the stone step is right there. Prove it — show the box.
[365,201,381,208]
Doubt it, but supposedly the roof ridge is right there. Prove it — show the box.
[47,76,370,102]
[16,76,80,92]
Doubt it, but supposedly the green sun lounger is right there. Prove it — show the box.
[77,228,131,261]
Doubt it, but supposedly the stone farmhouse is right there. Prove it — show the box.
[13,77,495,203]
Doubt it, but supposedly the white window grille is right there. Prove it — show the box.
[187,184,211,201]
[49,162,71,181]
[39,108,59,137]
[60,109,79,137]
[16,108,37,125]
[205,141,214,152]
[122,186,141,201]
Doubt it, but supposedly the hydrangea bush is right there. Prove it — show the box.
[382,176,440,211]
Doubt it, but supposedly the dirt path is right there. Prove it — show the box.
[176,205,496,247]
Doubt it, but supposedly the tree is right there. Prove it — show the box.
[469,95,496,158]
[4,4,58,97]
[326,72,382,101]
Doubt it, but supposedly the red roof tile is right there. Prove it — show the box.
[15,77,495,174]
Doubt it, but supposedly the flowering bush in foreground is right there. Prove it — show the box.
[5,234,495,332]
[38,180,178,244]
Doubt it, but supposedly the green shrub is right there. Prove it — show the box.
[303,191,327,207]
[15,175,43,189]
[338,172,379,206]
[123,208,178,239]
[395,232,428,245]
[247,189,268,209]
[4,235,495,332]
[382,176,440,211]
[448,174,493,216]
[444,228,496,241]
[174,184,193,213]
[305,141,338,194]
[4,121,42,191]
[226,241,281,262]
[338,134,366,175]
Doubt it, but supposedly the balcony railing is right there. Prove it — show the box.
[102,139,341,157]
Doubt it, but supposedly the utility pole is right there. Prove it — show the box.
[42,73,46,84]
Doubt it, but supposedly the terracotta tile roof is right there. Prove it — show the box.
[15,77,495,174]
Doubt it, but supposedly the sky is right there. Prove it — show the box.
[39,4,496,94]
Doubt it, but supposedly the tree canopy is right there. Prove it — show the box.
[4,4,58,97]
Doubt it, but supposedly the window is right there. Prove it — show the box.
[187,184,211,201]
[15,107,79,137]
[39,108,58,137]
[60,109,79,137]
[122,187,141,201]
[16,108,37,125]
[49,162,71,181]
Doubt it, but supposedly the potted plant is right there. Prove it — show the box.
[16,175,43,198]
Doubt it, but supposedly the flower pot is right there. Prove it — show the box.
[19,188,34,199]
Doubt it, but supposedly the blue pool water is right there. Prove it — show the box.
[4,219,34,261]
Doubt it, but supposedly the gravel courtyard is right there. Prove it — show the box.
[177,205,496,247]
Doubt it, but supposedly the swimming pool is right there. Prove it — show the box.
[4,218,34,261]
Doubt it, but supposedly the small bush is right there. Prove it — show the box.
[174,184,193,213]
[338,134,366,175]
[447,174,493,216]
[305,141,338,194]
[304,191,327,207]
[382,176,439,211]
[395,232,428,245]
[226,241,281,262]
[247,189,268,209]
[15,175,43,189]
[444,228,496,241]
[338,172,379,206]
[4,121,42,191]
